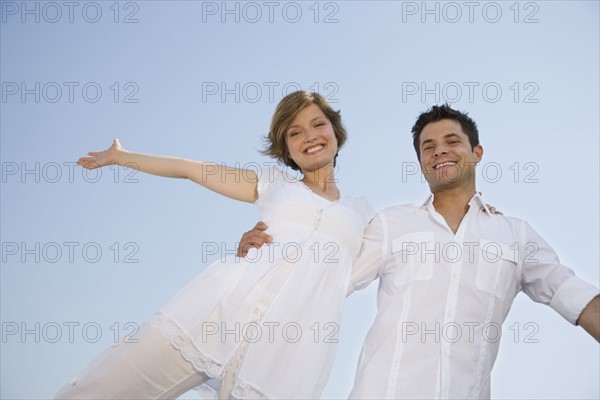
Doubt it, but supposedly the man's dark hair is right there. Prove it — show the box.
[411,104,479,160]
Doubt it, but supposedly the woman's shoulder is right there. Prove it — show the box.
[339,195,375,219]
[257,165,301,184]
[254,164,301,206]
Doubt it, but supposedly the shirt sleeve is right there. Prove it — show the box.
[519,220,600,325]
[356,197,377,227]
[348,211,388,295]
[254,165,287,209]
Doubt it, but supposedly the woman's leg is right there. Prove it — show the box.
[55,321,210,399]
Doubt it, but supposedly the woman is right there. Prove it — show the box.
[56,91,373,399]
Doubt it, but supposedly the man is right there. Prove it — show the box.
[238,104,599,398]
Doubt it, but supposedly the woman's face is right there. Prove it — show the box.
[285,103,338,173]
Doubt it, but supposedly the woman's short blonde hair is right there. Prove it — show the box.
[262,91,347,171]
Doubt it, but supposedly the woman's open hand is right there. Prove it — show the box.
[77,138,125,170]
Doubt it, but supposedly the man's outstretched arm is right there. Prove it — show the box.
[577,295,600,342]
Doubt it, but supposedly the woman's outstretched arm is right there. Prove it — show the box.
[77,138,258,203]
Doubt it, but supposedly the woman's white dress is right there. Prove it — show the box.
[150,167,372,399]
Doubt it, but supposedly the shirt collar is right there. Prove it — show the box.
[416,192,491,214]
[416,194,434,212]
[471,192,492,214]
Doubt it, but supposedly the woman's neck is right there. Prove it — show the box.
[301,164,339,200]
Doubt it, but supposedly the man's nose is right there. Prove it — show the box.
[433,144,448,157]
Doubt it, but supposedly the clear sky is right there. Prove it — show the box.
[1,1,599,398]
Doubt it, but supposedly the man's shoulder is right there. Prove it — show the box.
[480,204,529,227]
[474,195,529,225]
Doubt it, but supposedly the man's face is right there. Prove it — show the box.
[418,119,483,191]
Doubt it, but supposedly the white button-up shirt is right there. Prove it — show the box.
[349,194,599,399]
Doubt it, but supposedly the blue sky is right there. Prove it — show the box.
[1,1,599,398]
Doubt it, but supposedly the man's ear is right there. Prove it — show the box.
[474,144,483,162]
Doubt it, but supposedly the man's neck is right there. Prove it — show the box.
[431,187,477,234]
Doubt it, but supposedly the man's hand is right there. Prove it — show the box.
[236,221,272,257]
[486,204,503,215]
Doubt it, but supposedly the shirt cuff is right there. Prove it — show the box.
[549,275,600,325]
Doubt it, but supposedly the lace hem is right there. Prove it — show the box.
[231,379,269,400]
[150,313,223,378]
